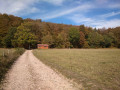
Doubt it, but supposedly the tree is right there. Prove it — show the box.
[79,25,85,33]
[2,27,17,48]
[0,14,10,38]
[109,27,120,48]
[79,31,85,48]
[12,22,37,49]
[54,31,70,48]
[83,41,89,48]
[79,25,92,39]
[103,32,117,48]
[69,27,80,48]
[88,32,104,48]
[103,35,113,48]
[0,13,23,47]
[41,34,54,47]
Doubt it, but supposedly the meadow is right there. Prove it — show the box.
[0,48,25,84]
[33,49,120,90]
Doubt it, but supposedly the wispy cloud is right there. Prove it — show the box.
[69,15,93,23]
[100,11,120,18]
[94,0,120,9]
[36,3,94,20]
[69,12,120,28]
[93,19,120,28]
[0,0,65,16]
[42,0,65,5]
[0,0,39,15]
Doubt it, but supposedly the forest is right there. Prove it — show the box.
[0,13,120,49]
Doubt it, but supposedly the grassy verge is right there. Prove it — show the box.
[0,48,25,84]
[33,49,120,90]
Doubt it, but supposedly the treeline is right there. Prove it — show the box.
[0,13,120,49]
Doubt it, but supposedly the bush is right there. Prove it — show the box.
[15,48,25,55]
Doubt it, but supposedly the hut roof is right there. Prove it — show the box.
[37,44,49,47]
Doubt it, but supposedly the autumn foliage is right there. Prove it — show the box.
[0,13,120,48]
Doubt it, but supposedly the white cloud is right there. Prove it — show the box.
[0,0,39,15]
[93,0,120,9]
[100,11,120,18]
[0,0,66,16]
[42,0,65,5]
[69,14,120,28]
[70,15,93,23]
[93,19,120,28]
[37,0,120,20]
[38,4,94,20]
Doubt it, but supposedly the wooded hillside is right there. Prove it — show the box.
[0,13,120,48]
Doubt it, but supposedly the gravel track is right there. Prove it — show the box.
[1,50,78,90]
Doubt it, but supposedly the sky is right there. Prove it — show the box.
[0,0,120,28]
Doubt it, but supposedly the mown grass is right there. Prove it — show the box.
[33,49,120,90]
[0,48,25,84]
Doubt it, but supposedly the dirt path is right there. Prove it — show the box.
[1,50,78,90]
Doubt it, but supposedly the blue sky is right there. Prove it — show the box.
[0,0,120,28]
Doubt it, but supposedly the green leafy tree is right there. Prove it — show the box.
[103,35,113,48]
[88,32,104,48]
[108,27,120,48]
[41,34,54,47]
[103,32,117,48]
[0,13,23,47]
[3,27,17,48]
[55,31,70,48]
[69,27,80,48]
[12,23,37,49]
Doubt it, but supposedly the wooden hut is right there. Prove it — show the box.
[37,44,49,49]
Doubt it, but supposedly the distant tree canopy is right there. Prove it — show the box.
[0,13,120,49]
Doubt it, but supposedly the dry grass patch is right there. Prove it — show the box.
[33,49,120,90]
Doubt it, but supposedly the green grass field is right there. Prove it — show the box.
[33,49,120,90]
